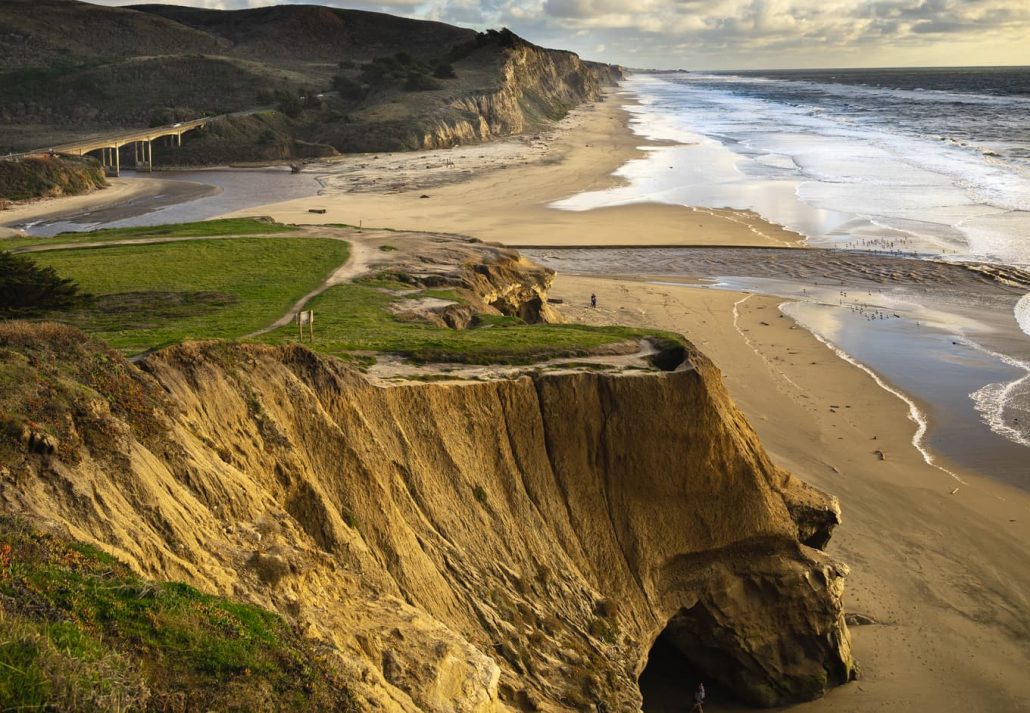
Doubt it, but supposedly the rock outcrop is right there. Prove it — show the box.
[0,323,853,710]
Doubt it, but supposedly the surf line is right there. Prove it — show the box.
[781,303,966,485]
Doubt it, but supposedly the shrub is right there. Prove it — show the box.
[332,74,365,100]
[404,71,442,92]
[472,484,487,504]
[433,63,457,79]
[274,89,303,118]
[0,251,90,315]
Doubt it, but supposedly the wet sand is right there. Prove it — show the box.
[528,246,1030,486]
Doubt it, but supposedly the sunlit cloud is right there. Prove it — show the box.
[84,0,1030,68]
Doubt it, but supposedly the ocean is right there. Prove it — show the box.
[552,67,1030,482]
[558,67,1030,266]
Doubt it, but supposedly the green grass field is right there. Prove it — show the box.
[0,218,296,251]
[260,281,679,364]
[32,237,348,354]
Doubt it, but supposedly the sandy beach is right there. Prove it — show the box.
[553,276,1030,711]
[225,92,1030,710]
[222,96,804,248]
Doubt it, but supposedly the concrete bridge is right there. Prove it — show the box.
[38,117,213,176]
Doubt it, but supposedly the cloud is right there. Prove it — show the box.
[86,0,1030,68]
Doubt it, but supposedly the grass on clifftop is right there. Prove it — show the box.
[0,516,355,712]
[31,237,348,354]
[261,281,680,364]
[0,217,296,252]
[17,219,679,365]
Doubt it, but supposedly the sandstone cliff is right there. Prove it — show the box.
[0,323,852,710]
[412,32,623,150]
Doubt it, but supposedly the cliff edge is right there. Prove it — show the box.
[0,321,853,710]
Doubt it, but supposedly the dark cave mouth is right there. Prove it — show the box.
[638,607,747,712]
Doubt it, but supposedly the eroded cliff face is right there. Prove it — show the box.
[0,325,852,710]
[416,37,623,150]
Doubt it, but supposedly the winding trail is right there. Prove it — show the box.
[243,237,374,339]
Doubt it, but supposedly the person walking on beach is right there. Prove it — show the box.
[692,682,705,712]
[590,293,597,308]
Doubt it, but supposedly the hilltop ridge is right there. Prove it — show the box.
[0,0,622,161]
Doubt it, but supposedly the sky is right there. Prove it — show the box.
[93,0,1030,70]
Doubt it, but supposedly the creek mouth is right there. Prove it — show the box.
[10,168,322,236]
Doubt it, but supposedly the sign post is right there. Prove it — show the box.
[297,310,314,342]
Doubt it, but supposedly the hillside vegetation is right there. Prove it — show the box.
[0,0,622,160]
[0,516,356,712]
[0,155,106,202]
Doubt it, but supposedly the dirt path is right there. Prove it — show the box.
[243,236,375,339]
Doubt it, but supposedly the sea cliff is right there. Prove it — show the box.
[0,322,852,710]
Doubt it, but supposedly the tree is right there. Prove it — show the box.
[0,251,90,315]
[274,89,303,118]
[433,63,457,79]
[332,75,365,100]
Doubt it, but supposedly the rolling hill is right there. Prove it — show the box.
[0,0,622,161]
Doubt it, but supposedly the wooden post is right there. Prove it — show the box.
[297,310,314,342]
[146,140,152,172]
[114,143,120,176]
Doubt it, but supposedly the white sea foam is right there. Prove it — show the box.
[1017,293,1030,337]
[961,335,1030,448]
[605,74,1030,264]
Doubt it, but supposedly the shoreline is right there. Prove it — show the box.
[221,94,805,249]
[220,88,1029,709]
[549,275,1030,711]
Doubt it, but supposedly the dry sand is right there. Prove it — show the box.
[223,96,803,248]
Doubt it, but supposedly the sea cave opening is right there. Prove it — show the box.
[638,606,749,713]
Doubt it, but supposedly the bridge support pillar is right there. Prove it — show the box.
[146,139,153,172]
[114,143,120,177]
